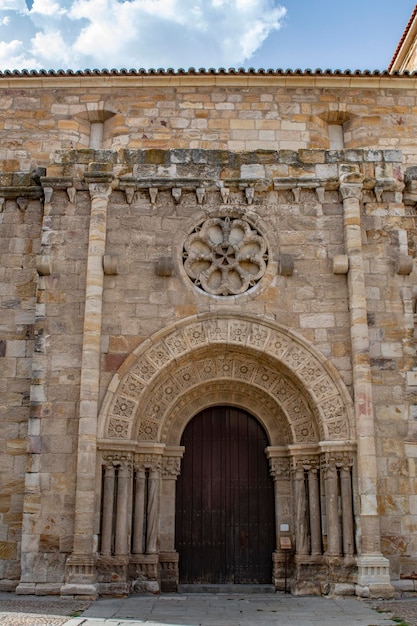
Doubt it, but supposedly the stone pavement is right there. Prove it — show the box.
[1,592,415,626]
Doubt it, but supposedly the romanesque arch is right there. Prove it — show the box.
[98,313,355,446]
[96,314,357,595]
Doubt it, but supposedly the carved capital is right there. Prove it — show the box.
[135,453,162,472]
[161,456,181,478]
[269,457,290,479]
[102,451,133,468]
[292,456,318,472]
[339,183,362,201]
[321,450,353,472]
[84,172,114,199]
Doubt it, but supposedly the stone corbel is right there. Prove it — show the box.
[155,257,174,277]
[374,178,405,204]
[292,187,301,203]
[315,187,325,203]
[43,187,53,204]
[279,253,294,276]
[36,255,52,276]
[196,187,205,205]
[0,197,4,212]
[67,187,77,204]
[396,254,414,275]
[16,197,28,211]
[245,187,255,205]
[172,187,182,204]
[333,254,349,274]
[103,254,118,275]
[124,185,136,205]
[220,187,230,204]
[149,187,158,204]
[374,186,384,203]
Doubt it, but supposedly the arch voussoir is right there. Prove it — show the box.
[98,314,354,446]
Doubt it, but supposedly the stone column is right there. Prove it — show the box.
[340,170,393,596]
[146,466,160,554]
[340,464,354,557]
[308,466,322,555]
[114,462,131,556]
[268,455,291,551]
[294,465,309,555]
[61,168,113,598]
[323,458,341,556]
[132,467,146,556]
[101,463,116,555]
[159,448,184,592]
[266,450,292,591]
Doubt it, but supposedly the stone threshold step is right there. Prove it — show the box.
[178,584,275,594]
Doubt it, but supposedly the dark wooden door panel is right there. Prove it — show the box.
[176,406,275,584]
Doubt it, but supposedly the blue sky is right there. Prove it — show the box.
[0,0,415,72]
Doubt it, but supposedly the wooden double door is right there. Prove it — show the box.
[176,406,275,584]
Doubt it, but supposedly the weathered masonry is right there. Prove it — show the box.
[2,66,417,599]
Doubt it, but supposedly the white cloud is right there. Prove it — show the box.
[0,0,287,70]
[30,0,67,16]
[0,39,37,68]
[31,29,72,66]
[0,0,27,10]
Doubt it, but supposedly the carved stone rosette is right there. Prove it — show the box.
[183,215,268,295]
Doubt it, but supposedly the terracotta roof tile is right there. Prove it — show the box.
[388,4,417,71]
[0,67,412,79]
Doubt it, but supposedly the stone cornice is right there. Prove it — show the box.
[1,70,417,90]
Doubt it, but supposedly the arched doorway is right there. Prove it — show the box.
[175,406,275,584]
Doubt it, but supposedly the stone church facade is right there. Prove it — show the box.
[2,14,417,599]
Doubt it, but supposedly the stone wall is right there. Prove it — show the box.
[0,180,42,588]
[1,73,417,594]
[2,75,417,168]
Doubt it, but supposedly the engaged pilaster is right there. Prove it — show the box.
[340,169,393,597]
[62,167,114,598]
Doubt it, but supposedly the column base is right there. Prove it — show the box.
[355,555,394,598]
[129,554,160,593]
[60,583,98,600]
[159,551,179,592]
[61,553,98,599]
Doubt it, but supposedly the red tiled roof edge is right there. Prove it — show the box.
[388,4,417,71]
[0,67,414,78]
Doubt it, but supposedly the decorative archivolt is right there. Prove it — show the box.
[98,314,355,446]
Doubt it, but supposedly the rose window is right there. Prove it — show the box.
[183,216,268,296]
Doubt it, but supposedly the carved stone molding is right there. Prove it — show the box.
[99,315,354,448]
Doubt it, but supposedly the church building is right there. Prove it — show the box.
[1,6,417,600]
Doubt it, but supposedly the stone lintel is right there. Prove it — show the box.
[40,176,73,189]
[318,440,357,454]
[163,446,185,458]
[83,174,114,187]
[265,445,289,459]
[0,186,43,200]
[98,441,168,455]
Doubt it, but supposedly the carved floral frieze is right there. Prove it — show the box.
[101,316,353,446]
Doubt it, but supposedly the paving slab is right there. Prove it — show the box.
[64,594,400,626]
[0,592,413,626]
